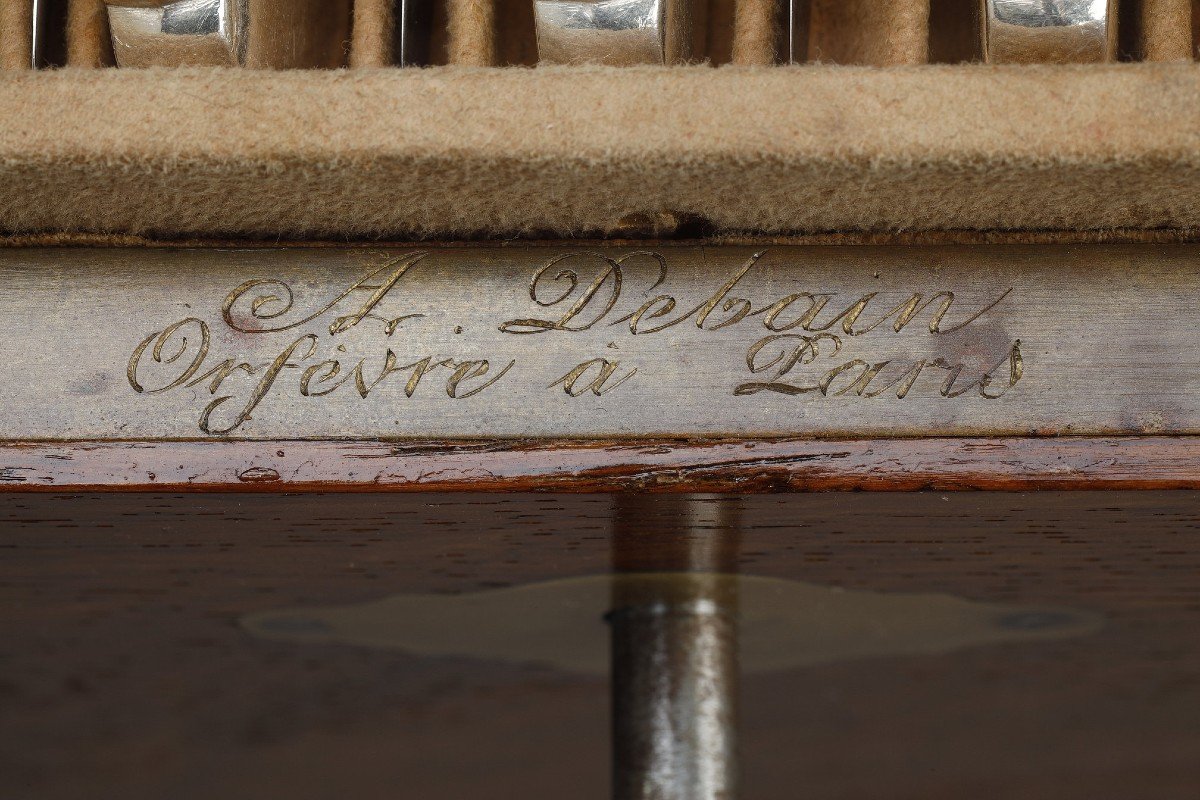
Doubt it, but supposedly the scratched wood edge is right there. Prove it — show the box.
[1,437,1199,492]
[3,229,1200,249]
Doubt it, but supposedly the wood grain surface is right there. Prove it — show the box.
[1,492,1198,799]
[3,436,1200,491]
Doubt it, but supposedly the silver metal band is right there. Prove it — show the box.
[106,0,350,68]
[983,0,1118,64]
[534,0,692,65]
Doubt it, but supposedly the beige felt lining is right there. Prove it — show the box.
[1140,0,1194,60]
[446,0,494,65]
[730,0,932,66]
[0,0,33,70]
[66,0,111,67]
[245,1,353,69]
[3,3,1198,243]
[350,0,392,68]
[809,0,929,65]
[0,64,1197,240]
[732,0,778,65]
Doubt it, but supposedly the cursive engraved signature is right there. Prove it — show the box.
[499,251,1012,337]
[127,249,1023,436]
[733,334,1023,399]
[128,253,515,434]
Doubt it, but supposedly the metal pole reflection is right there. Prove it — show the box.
[784,0,811,63]
[396,0,433,66]
[610,495,742,800]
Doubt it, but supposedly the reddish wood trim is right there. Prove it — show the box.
[2,437,1199,492]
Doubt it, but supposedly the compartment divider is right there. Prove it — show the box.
[66,0,110,67]
[446,0,495,66]
[808,0,930,65]
[0,0,33,69]
[351,0,395,68]
[732,0,779,65]
[1140,0,1194,60]
[17,1,1194,71]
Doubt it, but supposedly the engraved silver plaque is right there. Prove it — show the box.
[0,244,1196,441]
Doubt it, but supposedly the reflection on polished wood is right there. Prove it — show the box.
[2,492,1199,799]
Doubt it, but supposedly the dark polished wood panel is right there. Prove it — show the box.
[2,492,1199,799]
